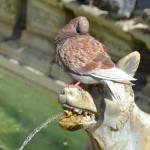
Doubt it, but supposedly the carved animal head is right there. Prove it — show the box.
[58,51,140,130]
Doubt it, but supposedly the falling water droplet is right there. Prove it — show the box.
[18,112,63,150]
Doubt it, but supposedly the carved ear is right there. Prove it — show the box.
[117,51,140,77]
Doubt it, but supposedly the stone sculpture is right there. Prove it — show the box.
[58,51,150,150]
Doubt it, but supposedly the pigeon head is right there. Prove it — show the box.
[55,16,89,43]
[71,16,89,34]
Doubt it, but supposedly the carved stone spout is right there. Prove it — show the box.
[58,51,150,150]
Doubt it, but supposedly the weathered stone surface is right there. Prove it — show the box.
[0,56,64,94]
[21,30,54,53]
[0,22,13,41]
[0,39,71,81]
[26,0,69,39]
[0,0,19,25]
[41,0,60,6]
[0,41,51,75]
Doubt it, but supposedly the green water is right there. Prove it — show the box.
[0,72,86,150]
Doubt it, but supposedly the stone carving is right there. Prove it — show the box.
[58,51,150,150]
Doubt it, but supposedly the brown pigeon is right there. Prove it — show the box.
[55,16,135,99]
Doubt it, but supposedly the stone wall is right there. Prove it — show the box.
[26,0,68,38]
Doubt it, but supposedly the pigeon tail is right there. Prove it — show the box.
[91,67,136,84]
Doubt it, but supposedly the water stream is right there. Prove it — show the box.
[18,112,63,150]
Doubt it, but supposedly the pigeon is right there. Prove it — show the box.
[55,16,136,100]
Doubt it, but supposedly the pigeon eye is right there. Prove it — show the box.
[76,24,80,33]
